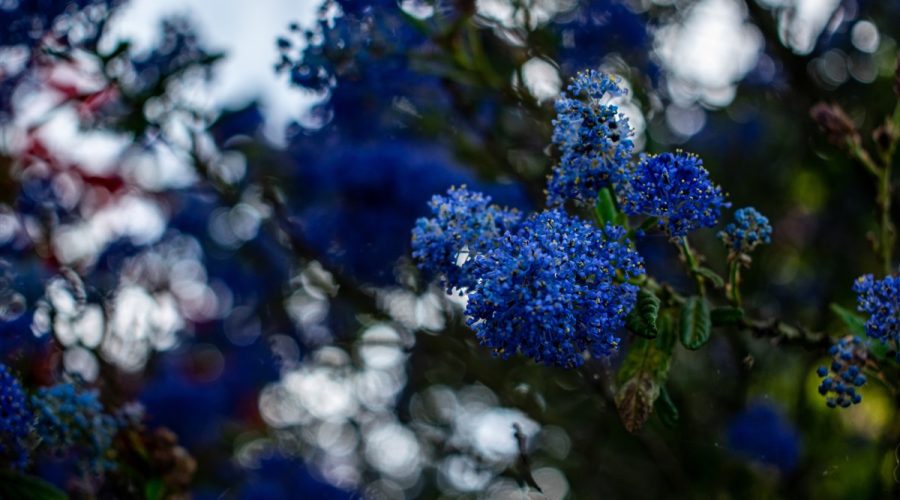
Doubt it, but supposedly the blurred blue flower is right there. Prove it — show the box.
[0,363,31,470]
[277,0,446,137]
[726,402,800,472]
[32,382,119,472]
[466,211,643,367]
[551,1,651,75]
[288,141,528,284]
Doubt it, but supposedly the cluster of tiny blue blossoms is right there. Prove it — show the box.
[621,152,730,237]
[32,383,120,472]
[853,274,900,353]
[466,210,644,368]
[546,70,634,206]
[411,186,521,293]
[0,364,31,470]
[816,336,867,408]
[718,207,773,255]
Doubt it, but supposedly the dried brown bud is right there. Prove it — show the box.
[145,427,196,495]
[810,102,860,148]
[163,446,197,491]
[873,121,896,155]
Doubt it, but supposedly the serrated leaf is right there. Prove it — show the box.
[680,296,711,350]
[829,303,866,336]
[0,471,67,500]
[711,306,744,326]
[626,289,661,338]
[654,385,679,428]
[615,315,675,433]
[696,267,725,289]
[594,187,619,227]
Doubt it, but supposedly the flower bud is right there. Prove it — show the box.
[873,121,895,155]
[810,102,860,148]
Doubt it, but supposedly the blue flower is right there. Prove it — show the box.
[726,401,800,472]
[0,363,31,470]
[816,336,867,408]
[546,70,634,206]
[465,210,644,368]
[412,186,521,292]
[31,383,119,472]
[621,152,729,237]
[718,207,773,254]
[854,274,900,350]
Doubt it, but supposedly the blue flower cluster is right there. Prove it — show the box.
[0,364,31,470]
[466,210,644,367]
[853,274,900,350]
[816,336,867,408]
[718,207,773,254]
[726,402,800,472]
[412,187,521,292]
[546,70,634,206]
[622,152,729,237]
[32,383,120,472]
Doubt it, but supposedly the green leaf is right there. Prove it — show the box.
[829,303,866,336]
[711,306,744,326]
[696,267,725,289]
[0,471,67,500]
[594,187,619,227]
[654,385,679,428]
[679,296,712,350]
[626,289,661,338]
[615,315,675,433]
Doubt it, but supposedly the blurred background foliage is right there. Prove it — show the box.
[1,0,900,498]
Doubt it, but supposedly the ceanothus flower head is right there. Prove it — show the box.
[0,363,31,470]
[816,336,867,408]
[546,70,634,206]
[411,186,521,292]
[465,210,644,368]
[853,274,900,349]
[718,207,773,254]
[621,152,729,237]
[32,383,120,472]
